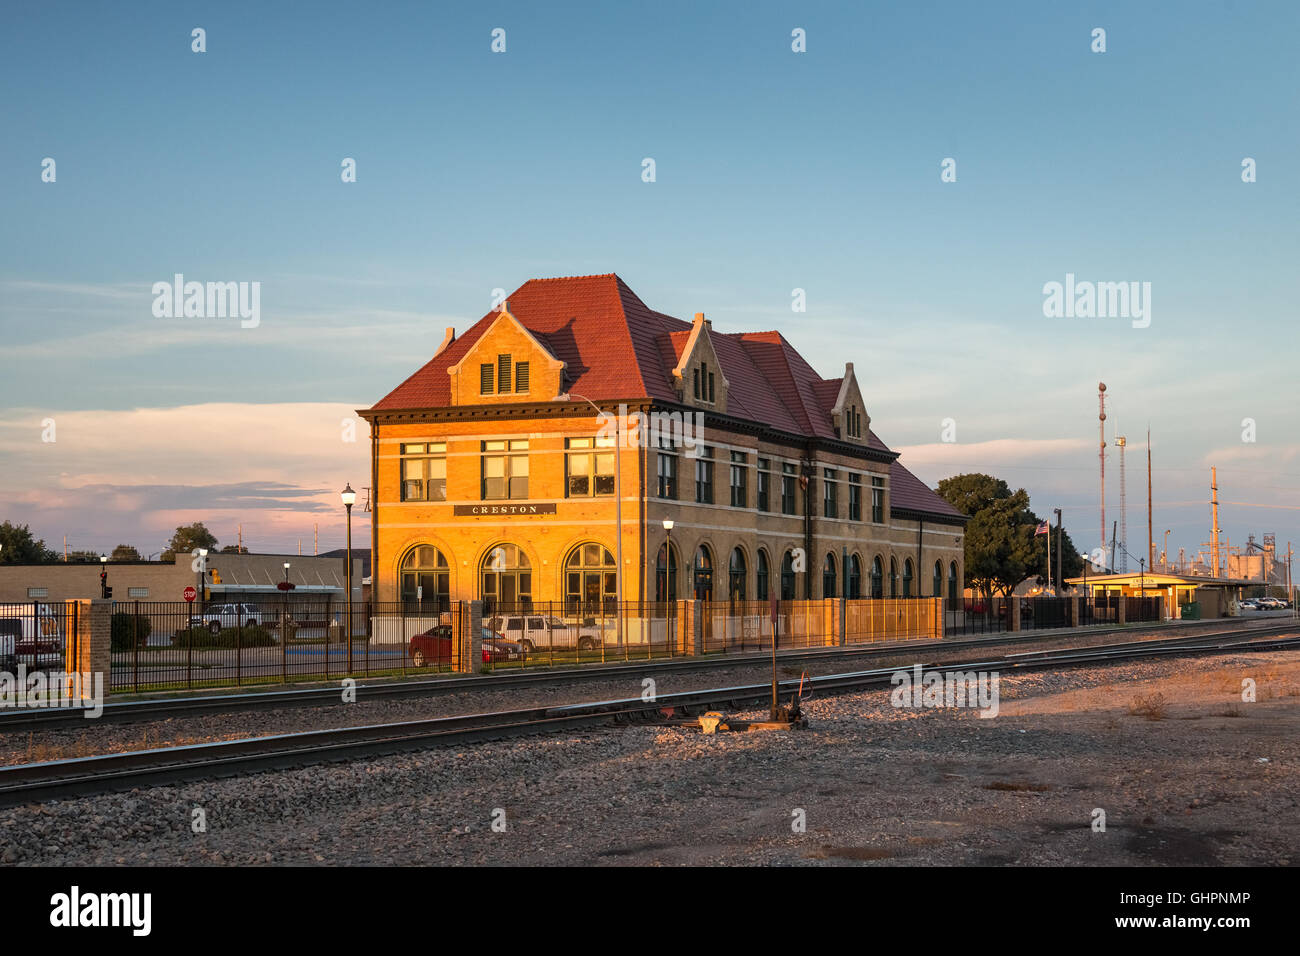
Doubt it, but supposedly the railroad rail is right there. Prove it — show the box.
[0,626,1295,808]
[0,617,1290,732]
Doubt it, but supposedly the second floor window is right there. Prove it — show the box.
[482,440,529,499]
[871,475,885,523]
[695,446,714,504]
[400,442,447,501]
[823,469,837,518]
[756,458,770,512]
[781,462,798,515]
[657,442,678,499]
[848,473,862,520]
[566,436,615,497]
[729,451,747,508]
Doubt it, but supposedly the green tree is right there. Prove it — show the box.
[110,544,142,561]
[0,521,57,564]
[218,544,248,554]
[66,550,103,564]
[938,473,1085,596]
[166,523,218,556]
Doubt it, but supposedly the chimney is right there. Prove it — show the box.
[432,327,456,358]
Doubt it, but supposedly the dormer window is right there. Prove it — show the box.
[845,406,863,439]
[692,362,716,404]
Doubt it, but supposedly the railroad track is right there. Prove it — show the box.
[1,617,1290,731]
[0,625,1295,808]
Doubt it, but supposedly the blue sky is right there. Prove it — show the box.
[1,0,1297,565]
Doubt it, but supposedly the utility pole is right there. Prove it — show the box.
[1054,508,1063,595]
[1098,383,1107,554]
[1210,467,1222,577]
[1117,435,1128,572]
[1147,428,1155,573]
[314,523,318,555]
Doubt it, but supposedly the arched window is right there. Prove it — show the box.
[400,545,450,610]
[780,550,796,600]
[480,544,532,612]
[903,559,914,598]
[871,556,884,599]
[890,558,899,598]
[756,549,770,601]
[847,554,862,599]
[693,545,714,601]
[933,560,943,598]
[728,547,747,602]
[948,561,959,602]
[822,553,837,599]
[655,541,678,602]
[564,543,616,614]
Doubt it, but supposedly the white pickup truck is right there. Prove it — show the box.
[0,608,65,673]
[485,614,608,652]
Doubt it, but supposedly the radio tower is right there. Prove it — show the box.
[1098,383,1107,556]
[1116,435,1128,572]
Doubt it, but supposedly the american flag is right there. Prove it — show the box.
[1034,521,1049,536]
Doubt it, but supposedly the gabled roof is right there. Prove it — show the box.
[367,273,960,521]
[888,461,965,522]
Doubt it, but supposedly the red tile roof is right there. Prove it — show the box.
[368,274,961,521]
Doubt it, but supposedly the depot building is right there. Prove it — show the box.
[358,274,965,611]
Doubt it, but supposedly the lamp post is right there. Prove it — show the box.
[560,392,624,648]
[1163,529,1171,571]
[662,519,674,601]
[341,483,356,673]
[100,553,109,599]
[663,519,674,650]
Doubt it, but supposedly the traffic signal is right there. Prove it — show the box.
[99,569,110,599]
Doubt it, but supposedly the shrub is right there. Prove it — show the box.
[171,625,278,648]
[111,612,151,651]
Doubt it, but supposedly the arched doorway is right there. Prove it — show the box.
[903,558,914,598]
[889,557,899,598]
[564,543,616,616]
[949,562,959,601]
[655,542,678,602]
[933,560,943,598]
[822,553,837,599]
[728,547,747,602]
[871,556,884,599]
[480,544,532,613]
[756,549,771,601]
[848,554,862,599]
[694,544,714,601]
[399,545,450,610]
[780,550,797,600]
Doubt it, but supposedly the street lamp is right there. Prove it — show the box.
[100,553,109,599]
[1163,529,1172,571]
[662,519,674,601]
[560,392,624,646]
[341,482,356,673]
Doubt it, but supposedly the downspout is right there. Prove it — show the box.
[370,419,379,602]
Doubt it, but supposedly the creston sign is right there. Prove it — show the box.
[452,504,558,517]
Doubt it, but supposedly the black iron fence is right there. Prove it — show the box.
[87,592,1166,692]
[946,596,1011,636]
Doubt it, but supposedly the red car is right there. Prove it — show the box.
[408,625,526,667]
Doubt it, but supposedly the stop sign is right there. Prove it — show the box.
[183,586,197,603]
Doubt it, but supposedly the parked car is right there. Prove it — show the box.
[188,603,264,633]
[1238,598,1260,611]
[408,625,525,667]
[1257,597,1285,609]
[0,608,65,673]
[485,614,605,651]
